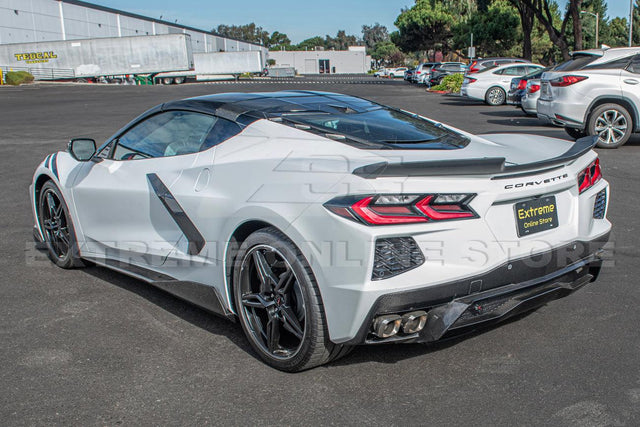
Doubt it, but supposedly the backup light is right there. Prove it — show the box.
[578,158,602,194]
[325,193,477,225]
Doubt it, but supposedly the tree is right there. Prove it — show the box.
[394,0,457,53]
[518,0,584,61]
[607,17,629,47]
[215,23,270,46]
[325,30,358,50]
[454,0,520,57]
[296,36,325,51]
[507,0,535,60]
[362,23,389,51]
[269,31,291,50]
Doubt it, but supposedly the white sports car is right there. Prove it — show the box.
[31,91,611,371]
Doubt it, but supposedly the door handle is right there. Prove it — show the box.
[624,78,639,85]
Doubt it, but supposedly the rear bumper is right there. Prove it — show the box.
[507,89,523,105]
[346,232,610,345]
[537,98,586,129]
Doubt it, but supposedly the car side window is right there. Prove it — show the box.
[201,117,243,149]
[625,55,640,74]
[113,111,217,160]
[503,66,525,76]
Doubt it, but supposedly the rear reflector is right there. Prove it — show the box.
[372,237,425,280]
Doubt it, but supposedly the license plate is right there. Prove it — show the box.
[514,196,559,237]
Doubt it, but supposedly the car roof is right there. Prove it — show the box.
[161,91,381,125]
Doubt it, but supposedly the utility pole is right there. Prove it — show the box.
[580,11,599,48]
[631,0,634,47]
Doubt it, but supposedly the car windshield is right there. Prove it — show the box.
[552,54,599,71]
[282,107,469,149]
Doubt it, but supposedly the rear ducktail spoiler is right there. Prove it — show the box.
[352,136,597,179]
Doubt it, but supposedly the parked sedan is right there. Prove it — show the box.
[461,63,544,105]
[467,57,531,74]
[521,78,543,116]
[388,67,408,78]
[31,91,610,371]
[507,67,547,107]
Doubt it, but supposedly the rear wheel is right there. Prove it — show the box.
[588,103,632,148]
[233,227,349,371]
[37,181,84,269]
[485,87,506,106]
[564,127,587,140]
[173,76,185,84]
[161,77,174,85]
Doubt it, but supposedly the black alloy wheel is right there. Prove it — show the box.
[233,227,350,371]
[38,181,84,268]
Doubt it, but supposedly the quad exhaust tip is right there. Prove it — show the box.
[372,311,428,338]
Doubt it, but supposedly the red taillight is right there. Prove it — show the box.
[468,61,479,73]
[416,71,421,75]
[517,80,527,90]
[550,75,588,87]
[527,83,540,93]
[466,77,477,84]
[325,194,477,225]
[578,158,602,194]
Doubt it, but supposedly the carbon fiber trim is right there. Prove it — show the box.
[146,173,205,256]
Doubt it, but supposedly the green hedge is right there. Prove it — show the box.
[431,73,464,93]
[4,71,35,86]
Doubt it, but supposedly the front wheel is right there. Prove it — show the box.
[588,103,633,148]
[37,181,85,268]
[485,87,506,106]
[233,227,349,371]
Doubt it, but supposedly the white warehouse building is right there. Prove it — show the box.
[0,0,265,54]
[269,46,371,74]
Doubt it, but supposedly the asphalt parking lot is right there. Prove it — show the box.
[1,79,639,426]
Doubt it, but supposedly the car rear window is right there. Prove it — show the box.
[552,54,599,71]
[281,107,469,150]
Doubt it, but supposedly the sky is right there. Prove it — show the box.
[91,0,633,44]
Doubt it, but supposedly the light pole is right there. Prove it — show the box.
[580,11,599,49]
[631,0,635,47]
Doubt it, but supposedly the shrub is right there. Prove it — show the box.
[5,71,34,86]
[430,73,464,93]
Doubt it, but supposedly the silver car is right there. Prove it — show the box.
[537,47,640,148]
[521,78,542,116]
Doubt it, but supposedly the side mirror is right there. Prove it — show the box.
[68,138,96,161]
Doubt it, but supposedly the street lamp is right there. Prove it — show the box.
[580,10,599,49]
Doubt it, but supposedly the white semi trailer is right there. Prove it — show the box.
[154,51,265,84]
[0,34,265,84]
[0,34,193,81]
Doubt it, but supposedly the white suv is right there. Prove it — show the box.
[537,47,640,148]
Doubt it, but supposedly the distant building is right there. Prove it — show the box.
[0,0,265,55]
[269,46,371,74]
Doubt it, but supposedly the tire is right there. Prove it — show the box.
[37,181,85,269]
[232,227,349,371]
[565,127,587,140]
[485,86,506,106]
[587,103,633,148]
[173,76,185,84]
[161,77,174,85]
